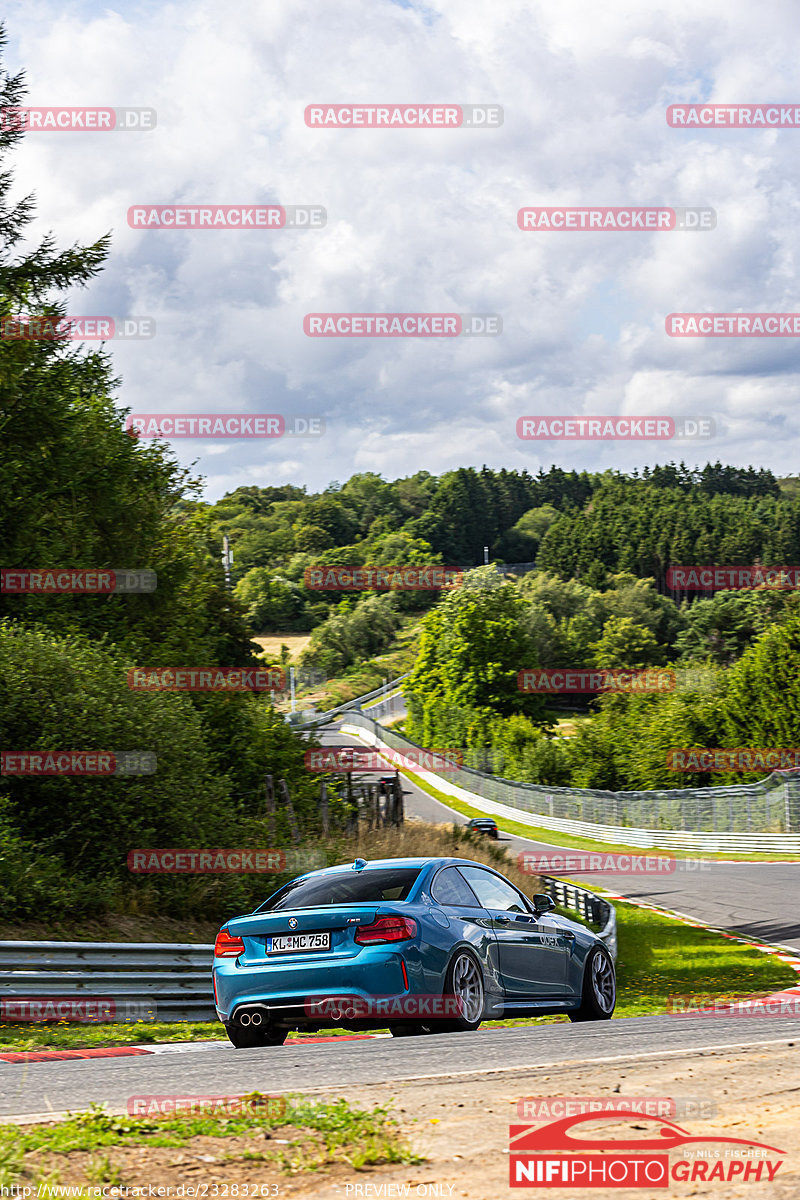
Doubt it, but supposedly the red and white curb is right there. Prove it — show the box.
[599,887,800,1013]
[0,1032,390,1064]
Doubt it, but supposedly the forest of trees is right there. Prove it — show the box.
[403,562,800,792]
[0,52,328,923]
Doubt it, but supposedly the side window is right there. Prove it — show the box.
[431,866,482,907]
[459,867,529,913]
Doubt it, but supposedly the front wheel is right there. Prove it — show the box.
[568,946,616,1022]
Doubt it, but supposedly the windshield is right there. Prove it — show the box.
[257,867,422,911]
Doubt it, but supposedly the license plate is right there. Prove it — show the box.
[265,932,331,954]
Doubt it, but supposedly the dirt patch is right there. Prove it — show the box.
[27,1124,395,1193]
[252,634,312,660]
[307,1042,799,1200]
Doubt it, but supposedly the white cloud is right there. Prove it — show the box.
[5,0,800,497]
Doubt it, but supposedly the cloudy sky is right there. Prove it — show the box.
[5,0,800,499]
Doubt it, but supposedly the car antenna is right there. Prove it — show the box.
[352,858,367,871]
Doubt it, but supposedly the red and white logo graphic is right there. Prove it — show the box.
[509,1111,785,1187]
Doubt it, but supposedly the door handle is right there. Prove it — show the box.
[495,915,511,925]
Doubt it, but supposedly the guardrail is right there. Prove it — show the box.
[0,941,215,1023]
[291,674,410,730]
[341,714,800,852]
[542,876,617,963]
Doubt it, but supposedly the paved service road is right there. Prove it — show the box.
[2,1017,799,1120]
[319,724,800,952]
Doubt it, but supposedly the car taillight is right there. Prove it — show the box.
[354,916,418,945]
[214,928,245,957]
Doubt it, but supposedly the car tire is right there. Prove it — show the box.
[224,1021,288,1048]
[435,949,485,1032]
[568,946,616,1022]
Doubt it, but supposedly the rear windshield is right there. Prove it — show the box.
[257,867,421,911]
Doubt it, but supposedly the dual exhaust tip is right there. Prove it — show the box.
[237,1000,354,1025]
[238,1007,264,1027]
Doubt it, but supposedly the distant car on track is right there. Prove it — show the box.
[212,856,615,1048]
[465,817,499,839]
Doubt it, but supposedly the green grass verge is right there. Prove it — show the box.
[600,895,796,1015]
[404,768,800,862]
[2,894,795,1052]
[0,1096,423,1185]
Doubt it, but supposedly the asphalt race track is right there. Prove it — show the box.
[2,719,797,1122]
[2,1018,799,1121]
[319,723,800,951]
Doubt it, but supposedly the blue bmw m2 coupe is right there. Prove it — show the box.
[212,856,616,1047]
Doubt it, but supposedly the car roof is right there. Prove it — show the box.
[288,855,508,881]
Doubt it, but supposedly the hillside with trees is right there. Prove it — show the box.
[0,48,327,927]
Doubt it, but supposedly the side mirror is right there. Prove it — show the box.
[533,893,555,916]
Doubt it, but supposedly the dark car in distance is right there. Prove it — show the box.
[466,817,499,839]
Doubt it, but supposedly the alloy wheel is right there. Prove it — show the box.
[451,952,484,1022]
[591,951,615,1013]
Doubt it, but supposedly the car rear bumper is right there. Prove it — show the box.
[213,948,409,1022]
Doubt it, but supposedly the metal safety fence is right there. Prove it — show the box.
[0,941,215,1023]
[341,712,800,848]
[290,674,410,730]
